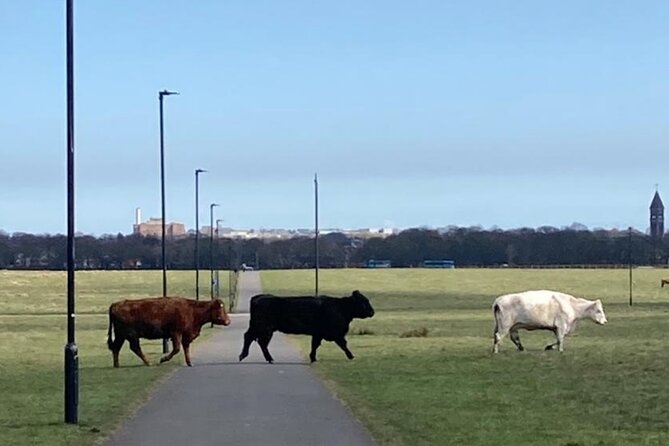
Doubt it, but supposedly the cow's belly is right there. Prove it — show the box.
[276,323,314,336]
[140,328,166,339]
[126,323,167,339]
[513,322,554,331]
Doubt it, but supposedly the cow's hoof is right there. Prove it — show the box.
[347,355,354,360]
[186,363,193,367]
[159,357,168,363]
[544,345,554,351]
[238,355,245,362]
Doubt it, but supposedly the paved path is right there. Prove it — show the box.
[105,271,375,446]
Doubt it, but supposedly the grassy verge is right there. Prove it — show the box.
[0,270,229,446]
[261,268,669,446]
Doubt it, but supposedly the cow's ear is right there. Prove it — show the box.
[352,290,361,297]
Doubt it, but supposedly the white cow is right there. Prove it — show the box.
[492,290,607,353]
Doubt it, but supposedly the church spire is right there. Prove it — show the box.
[650,189,664,239]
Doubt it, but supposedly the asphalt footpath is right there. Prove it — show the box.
[104,271,376,446]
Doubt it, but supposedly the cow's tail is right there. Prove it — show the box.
[493,303,501,337]
[107,306,115,351]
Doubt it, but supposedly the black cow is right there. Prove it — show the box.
[238,290,375,363]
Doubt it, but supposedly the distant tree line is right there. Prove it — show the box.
[0,227,666,270]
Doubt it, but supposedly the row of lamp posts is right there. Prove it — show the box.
[160,94,223,351]
[61,0,288,424]
[194,170,222,302]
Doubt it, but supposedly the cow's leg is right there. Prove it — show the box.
[545,324,569,352]
[555,328,566,352]
[128,338,151,366]
[182,340,193,367]
[493,326,509,354]
[111,337,125,368]
[334,337,355,360]
[239,328,255,362]
[160,333,182,364]
[544,342,558,351]
[309,336,322,363]
[257,331,274,364]
[545,328,562,351]
[509,330,524,351]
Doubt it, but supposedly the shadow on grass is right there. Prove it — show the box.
[3,421,63,429]
[84,363,154,370]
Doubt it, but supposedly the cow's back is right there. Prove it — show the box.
[494,290,568,328]
[250,295,345,337]
[110,297,193,339]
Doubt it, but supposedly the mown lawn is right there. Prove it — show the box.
[261,268,669,446]
[0,270,230,446]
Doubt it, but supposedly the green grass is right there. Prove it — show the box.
[0,270,230,446]
[261,268,669,446]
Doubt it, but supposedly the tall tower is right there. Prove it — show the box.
[650,190,664,239]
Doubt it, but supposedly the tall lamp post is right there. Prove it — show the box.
[194,168,206,300]
[210,203,220,302]
[216,218,223,299]
[64,0,78,424]
[159,89,179,353]
[228,232,234,311]
[629,227,633,306]
[314,173,319,296]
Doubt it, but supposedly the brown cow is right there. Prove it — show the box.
[662,279,669,288]
[107,297,230,367]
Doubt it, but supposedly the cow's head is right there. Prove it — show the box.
[589,299,607,325]
[210,299,231,326]
[350,290,375,319]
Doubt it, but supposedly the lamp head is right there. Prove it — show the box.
[159,90,179,98]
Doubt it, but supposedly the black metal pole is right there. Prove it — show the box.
[629,226,633,306]
[216,219,222,299]
[194,169,205,300]
[64,0,78,425]
[159,92,168,353]
[228,240,233,311]
[314,173,319,296]
[210,203,218,301]
[158,89,178,353]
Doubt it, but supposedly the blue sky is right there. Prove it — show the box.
[1,1,668,235]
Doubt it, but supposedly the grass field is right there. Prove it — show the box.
[0,270,230,446]
[3,268,669,446]
[261,268,669,446]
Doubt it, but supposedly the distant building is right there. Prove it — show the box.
[133,217,186,238]
[650,190,664,239]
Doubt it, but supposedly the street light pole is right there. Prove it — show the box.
[216,218,223,300]
[159,88,178,353]
[314,173,319,296]
[64,0,78,424]
[210,203,220,303]
[194,168,206,300]
[629,227,633,306]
